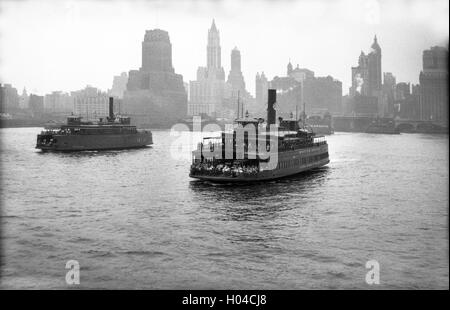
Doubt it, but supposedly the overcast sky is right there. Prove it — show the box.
[0,0,448,96]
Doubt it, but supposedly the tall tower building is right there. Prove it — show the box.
[230,47,241,73]
[124,29,187,127]
[227,47,247,98]
[255,72,268,109]
[382,72,396,115]
[109,72,128,99]
[419,46,448,125]
[368,35,382,95]
[19,88,29,110]
[287,60,293,76]
[349,35,383,116]
[207,19,222,70]
[350,36,382,97]
[188,20,227,117]
[141,29,174,73]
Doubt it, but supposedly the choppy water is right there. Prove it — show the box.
[0,127,448,289]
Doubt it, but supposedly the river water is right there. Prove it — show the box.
[0,128,448,289]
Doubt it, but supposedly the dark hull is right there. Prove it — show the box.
[190,144,329,183]
[190,159,329,182]
[36,132,152,152]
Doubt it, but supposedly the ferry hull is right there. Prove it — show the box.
[190,158,329,183]
[36,131,152,152]
[190,144,329,183]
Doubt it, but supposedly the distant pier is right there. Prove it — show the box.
[332,116,449,134]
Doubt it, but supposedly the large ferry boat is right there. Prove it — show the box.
[189,89,329,182]
[36,97,152,151]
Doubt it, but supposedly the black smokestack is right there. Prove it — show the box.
[267,89,276,125]
[109,97,114,119]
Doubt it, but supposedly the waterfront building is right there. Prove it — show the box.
[395,82,411,100]
[269,62,342,117]
[394,83,420,120]
[44,91,73,114]
[0,83,19,113]
[19,88,29,110]
[124,29,187,127]
[419,46,448,126]
[28,94,44,116]
[0,84,5,114]
[382,72,396,116]
[71,86,109,121]
[109,72,128,99]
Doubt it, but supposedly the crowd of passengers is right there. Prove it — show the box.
[191,161,259,177]
[41,129,72,135]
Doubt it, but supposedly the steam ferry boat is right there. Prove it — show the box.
[36,97,152,151]
[189,89,329,182]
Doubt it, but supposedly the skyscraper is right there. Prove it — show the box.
[382,72,396,115]
[141,30,173,73]
[419,46,448,125]
[188,20,227,117]
[255,72,268,110]
[19,88,29,110]
[124,29,187,127]
[349,36,382,116]
[227,47,247,98]
[368,36,382,96]
[0,84,19,113]
[350,36,382,97]
[109,72,128,99]
[207,19,223,75]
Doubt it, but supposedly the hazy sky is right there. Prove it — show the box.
[0,0,448,96]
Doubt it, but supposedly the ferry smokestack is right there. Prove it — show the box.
[267,89,276,125]
[109,97,114,119]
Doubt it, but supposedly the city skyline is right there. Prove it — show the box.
[0,0,448,96]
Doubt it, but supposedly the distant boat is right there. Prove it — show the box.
[306,112,334,135]
[43,120,64,129]
[365,118,399,134]
[36,97,153,151]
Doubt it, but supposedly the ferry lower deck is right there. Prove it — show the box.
[190,143,329,182]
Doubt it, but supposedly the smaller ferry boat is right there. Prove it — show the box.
[306,112,334,135]
[365,118,399,134]
[36,97,152,151]
[189,89,329,182]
